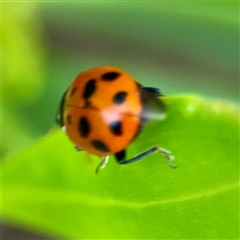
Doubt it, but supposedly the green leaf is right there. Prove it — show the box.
[2,96,239,239]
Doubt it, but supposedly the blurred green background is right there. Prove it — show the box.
[2,1,239,239]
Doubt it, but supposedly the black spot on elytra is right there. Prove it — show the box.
[70,87,77,97]
[101,72,121,81]
[83,79,96,99]
[113,91,127,105]
[66,115,71,125]
[91,140,110,152]
[79,117,90,138]
[109,121,122,136]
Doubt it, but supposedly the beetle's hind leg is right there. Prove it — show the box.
[114,147,175,168]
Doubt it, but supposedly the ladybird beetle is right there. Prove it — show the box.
[56,66,174,173]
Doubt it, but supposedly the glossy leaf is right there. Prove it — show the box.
[2,96,239,238]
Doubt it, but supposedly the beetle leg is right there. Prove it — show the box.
[75,145,82,151]
[114,147,175,168]
[96,155,109,174]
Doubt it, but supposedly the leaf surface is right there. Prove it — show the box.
[2,96,239,239]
